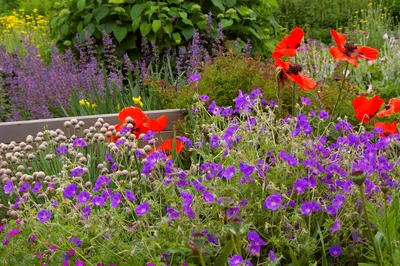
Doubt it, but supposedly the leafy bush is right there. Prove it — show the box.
[278,0,372,43]
[50,0,280,57]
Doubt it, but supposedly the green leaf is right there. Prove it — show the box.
[93,6,109,22]
[152,20,161,33]
[84,13,93,25]
[267,0,279,8]
[113,26,128,43]
[179,11,188,19]
[172,32,181,44]
[223,0,236,7]
[181,27,194,40]
[237,5,254,16]
[163,23,173,36]
[182,18,193,26]
[196,21,206,30]
[220,19,233,28]
[84,23,96,36]
[213,239,233,266]
[212,0,225,11]
[140,23,152,36]
[248,27,260,39]
[132,16,141,31]
[60,24,69,35]
[77,0,86,11]
[317,223,328,266]
[130,4,144,20]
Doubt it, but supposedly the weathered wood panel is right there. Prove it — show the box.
[0,109,184,143]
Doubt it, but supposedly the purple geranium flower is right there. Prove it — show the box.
[300,97,312,106]
[64,184,78,198]
[167,206,180,219]
[135,202,150,216]
[228,254,243,266]
[125,189,137,202]
[3,180,13,194]
[110,192,122,208]
[199,95,209,101]
[330,220,341,234]
[269,250,278,261]
[76,191,90,204]
[188,74,201,83]
[32,182,42,194]
[71,167,84,177]
[37,210,52,223]
[264,193,283,211]
[92,195,106,206]
[329,245,342,257]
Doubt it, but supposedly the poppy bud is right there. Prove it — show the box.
[352,174,366,186]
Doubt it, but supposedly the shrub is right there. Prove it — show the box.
[278,0,372,43]
[50,0,280,57]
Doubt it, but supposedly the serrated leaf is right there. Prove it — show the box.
[132,16,141,31]
[93,6,109,22]
[212,0,225,11]
[140,23,151,36]
[113,26,128,43]
[77,0,86,11]
[213,239,233,266]
[163,23,173,36]
[152,20,161,33]
[221,19,233,28]
[130,4,144,20]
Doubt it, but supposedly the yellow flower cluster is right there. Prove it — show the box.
[0,9,48,42]
[79,99,97,109]
[132,96,143,107]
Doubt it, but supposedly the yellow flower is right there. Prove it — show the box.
[355,11,359,14]
[368,2,373,6]
[361,9,365,12]
[79,99,96,108]
[338,27,343,31]
[132,96,143,107]
[33,9,38,13]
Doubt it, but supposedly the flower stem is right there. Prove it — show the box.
[331,62,349,119]
[198,250,206,266]
[384,191,395,265]
[359,184,383,266]
[292,83,297,116]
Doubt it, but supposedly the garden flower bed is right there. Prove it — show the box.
[0,109,183,144]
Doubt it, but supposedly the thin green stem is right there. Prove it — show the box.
[332,62,349,119]
[198,250,206,266]
[384,192,395,265]
[360,184,383,266]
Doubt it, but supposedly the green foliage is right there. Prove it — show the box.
[278,0,372,43]
[50,0,280,57]
[196,52,277,107]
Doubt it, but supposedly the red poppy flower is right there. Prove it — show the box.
[107,107,149,142]
[272,27,304,60]
[275,58,317,91]
[374,121,398,138]
[329,29,378,67]
[143,116,168,132]
[376,98,400,117]
[148,139,184,157]
[352,95,384,123]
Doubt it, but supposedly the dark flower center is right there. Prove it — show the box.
[286,63,303,75]
[344,41,358,57]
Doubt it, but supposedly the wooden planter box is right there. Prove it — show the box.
[0,109,184,144]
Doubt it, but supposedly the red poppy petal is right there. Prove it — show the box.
[352,95,384,123]
[374,121,398,137]
[161,139,184,153]
[272,27,304,60]
[357,46,379,60]
[298,75,317,91]
[118,107,148,126]
[389,98,400,112]
[156,116,168,131]
[329,47,358,66]
[376,105,395,117]
[331,29,346,49]
[287,27,304,49]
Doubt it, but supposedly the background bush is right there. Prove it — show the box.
[50,0,280,58]
[278,0,373,43]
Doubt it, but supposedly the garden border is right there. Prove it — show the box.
[0,109,184,144]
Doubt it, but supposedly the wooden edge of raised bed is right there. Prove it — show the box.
[0,109,184,144]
